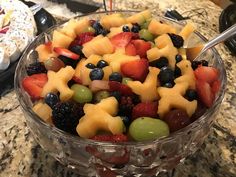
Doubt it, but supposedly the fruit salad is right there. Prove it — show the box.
[21,10,221,142]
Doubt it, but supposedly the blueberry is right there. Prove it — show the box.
[201,60,208,66]
[191,61,201,70]
[109,72,123,82]
[175,54,182,63]
[174,66,182,78]
[45,93,59,108]
[92,21,103,30]
[158,66,175,85]
[163,82,174,88]
[122,25,130,32]
[185,89,198,101]
[131,24,140,33]
[89,68,104,80]
[110,91,121,101]
[86,63,96,69]
[149,57,168,69]
[95,28,109,36]
[97,60,108,68]
[120,116,131,127]
[69,45,83,55]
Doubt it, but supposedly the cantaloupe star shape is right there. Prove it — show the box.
[127,67,160,102]
[76,97,124,138]
[157,82,197,118]
[175,59,196,89]
[41,66,75,101]
[103,51,140,73]
[147,34,178,69]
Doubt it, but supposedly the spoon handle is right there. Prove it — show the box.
[201,23,236,53]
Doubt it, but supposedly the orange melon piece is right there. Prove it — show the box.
[74,18,90,35]
[100,13,127,30]
[74,58,86,79]
[33,102,52,124]
[60,19,79,39]
[148,19,176,35]
[36,44,58,62]
[82,35,114,58]
[103,66,113,80]
[52,30,74,49]
[179,23,195,40]
[127,10,151,25]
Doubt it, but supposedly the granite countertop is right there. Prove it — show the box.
[0,0,236,177]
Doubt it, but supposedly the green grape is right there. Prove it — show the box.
[94,90,110,103]
[83,26,95,33]
[71,84,93,103]
[141,19,151,29]
[139,29,154,41]
[129,117,169,141]
[122,77,133,85]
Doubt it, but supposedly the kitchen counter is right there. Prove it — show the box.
[0,0,236,177]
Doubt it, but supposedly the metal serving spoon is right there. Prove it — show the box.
[186,23,236,61]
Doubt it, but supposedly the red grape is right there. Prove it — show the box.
[44,57,65,72]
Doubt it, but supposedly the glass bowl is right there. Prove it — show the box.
[15,11,227,177]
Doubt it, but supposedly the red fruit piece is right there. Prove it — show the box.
[196,80,214,107]
[131,39,151,58]
[125,43,137,56]
[0,26,9,34]
[110,32,133,48]
[132,102,158,120]
[91,134,128,142]
[163,109,191,132]
[53,47,80,60]
[22,73,48,100]
[45,41,52,47]
[121,59,149,82]
[76,32,94,45]
[109,81,133,96]
[211,79,221,95]
[72,76,82,84]
[194,66,219,84]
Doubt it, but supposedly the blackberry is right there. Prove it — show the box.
[58,55,79,69]
[45,93,59,108]
[26,62,47,76]
[149,57,168,69]
[52,101,84,134]
[118,95,140,117]
[168,33,184,48]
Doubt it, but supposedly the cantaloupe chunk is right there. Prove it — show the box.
[127,10,151,25]
[36,44,58,62]
[74,18,90,35]
[179,23,195,40]
[100,13,127,30]
[148,19,176,35]
[52,30,74,49]
[82,35,114,58]
[74,58,86,79]
[107,24,132,38]
[33,102,52,124]
[60,19,79,39]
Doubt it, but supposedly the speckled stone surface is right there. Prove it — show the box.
[0,0,235,177]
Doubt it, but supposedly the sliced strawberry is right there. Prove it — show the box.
[131,39,151,58]
[70,32,94,47]
[22,73,48,100]
[110,32,133,48]
[91,134,128,142]
[0,26,9,34]
[109,81,133,96]
[132,102,158,120]
[194,66,219,84]
[53,47,80,60]
[44,41,52,47]
[196,80,214,108]
[125,43,137,56]
[121,59,149,82]
[211,79,221,96]
[132,33,140,40]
